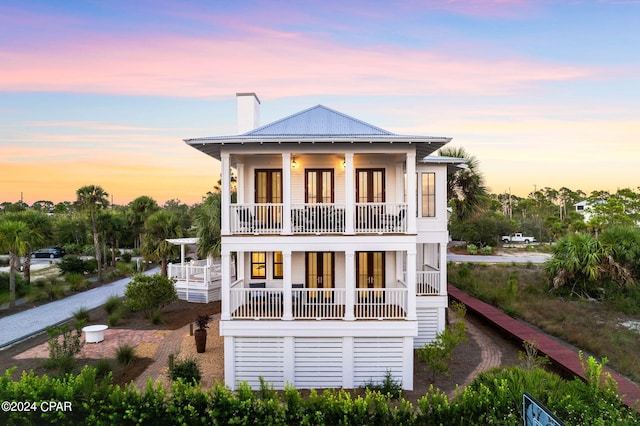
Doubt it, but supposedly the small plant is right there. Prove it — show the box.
[116,344,136,367]
[121,252,132,263]
[168,354,202,384]
[72,307,90,322]
[108,310,123,327]
[479,245,493,255]
[362,370,403,399]
[64,272,87,291]
[93,359,113,379]
[518,340,549,370]
[195,313,213,330]
[44,321,85,375]
[104,295,123,315]
[466,244,478,255]
[151,309,165,325]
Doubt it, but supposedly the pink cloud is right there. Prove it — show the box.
[0,28,594,99]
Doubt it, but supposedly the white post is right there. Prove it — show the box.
[221,152,231,235]
[406,152,416,234]
[439,241,447,296]
[221,251,231,320]
[344,250,355,321]
[236,162,244,203]
[343,336,354,388]
[406,248,417,321]
[282,153,292,235]
[344,153,355,234]
[283,250,293,321]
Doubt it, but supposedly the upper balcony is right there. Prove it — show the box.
[229,202,406,235]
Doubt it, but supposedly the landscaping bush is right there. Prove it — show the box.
[116,344,136,367]
[64,272,87,291]
[167,355,201,384]
[124,273,177,318]
[72,307,90,322]
[466,244,478,255]
[44,321,85,376]
[103,295,122,315]
[58,256,97,275]
[0,272,29,298]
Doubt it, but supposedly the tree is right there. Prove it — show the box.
[76,185,109,282]
[4,210,53,284]
[124,273,178,318]
[545,233,633,298]
[437,146,489,221]
[140,210,182,276]
[97,209,126,268]
[193,192,221,259]
[127,196,160,249]
[0,219,43,307]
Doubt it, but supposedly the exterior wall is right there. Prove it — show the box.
[222,321,417,390]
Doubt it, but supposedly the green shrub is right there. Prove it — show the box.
[362,370,403,399]
[44,321,85,375]
[116,261,134,276]
[479,245,493,255]
[108,310,123,327]
[103,295,122,315]
[168,355,201,384]
[72,307,90,322]
[0,271,28,297]
[466,244,478,255]
[58,256,87,274]
[64,272,88,291]
[116,344,136,367]
[93,359,113,380]
[125,273,177,318]
[121,252,132,263]
[151,309,165,325]
[417,318,467,383]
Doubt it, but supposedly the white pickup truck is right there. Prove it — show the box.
[501,233,536,244]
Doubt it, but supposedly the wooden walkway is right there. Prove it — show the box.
[449,285,640,410]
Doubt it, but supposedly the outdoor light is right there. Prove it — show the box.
[291,157,298,169]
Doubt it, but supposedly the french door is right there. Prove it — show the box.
[356,169,385,229]
[305,169,334,203]
[305,252,334,299]
[356,252,385,300]
[255,169,282,225]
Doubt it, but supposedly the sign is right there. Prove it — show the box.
[523,392,565,426]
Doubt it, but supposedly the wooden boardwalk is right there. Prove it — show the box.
[449,285,640,410]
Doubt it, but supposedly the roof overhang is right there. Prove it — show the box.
[166,237,199,246]
[419,155,468,173]
[184,136,453,162]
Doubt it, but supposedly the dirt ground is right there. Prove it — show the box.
[0,299,522,402]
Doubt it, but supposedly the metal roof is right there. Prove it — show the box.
[244,105,394,136]
[184,104,452,160]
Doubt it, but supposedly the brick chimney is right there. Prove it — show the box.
[236,92,260,134]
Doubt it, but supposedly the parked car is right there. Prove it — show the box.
[501,233,536,244]
[31,247,65,259]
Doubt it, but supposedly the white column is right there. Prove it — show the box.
[406,248,417,321]
[406,152,416,234]
[283,337,295,386]
[236,162,245,203]
[402,337,414,390]
[221,152,231,235]
[344,153,355,234]
[282,153,292,235]
[221,250,231,320]
[344,250,355,321]
[282,250,293,321]
[224,336,235,390]
[342,336,354,388]
[439,241,447,296]
[237,252,245,283]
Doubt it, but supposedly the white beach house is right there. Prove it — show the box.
[182,93,462,390]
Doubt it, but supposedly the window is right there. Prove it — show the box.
[273,251,283,279]
[305,169,334,203]
[421,172,436,217]
[251,252,266,279]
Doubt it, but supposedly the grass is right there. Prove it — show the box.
[448,262,640,384]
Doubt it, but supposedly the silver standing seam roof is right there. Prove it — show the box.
[184,104,452,160]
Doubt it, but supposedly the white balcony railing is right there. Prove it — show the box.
[416,271,441,295]
[228,286,409,320]
[168,260,215,286]
[228,202,407,235]
[355,202,407,233]
[354,288,407,319]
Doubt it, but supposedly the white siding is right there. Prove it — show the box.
[294,337,343,388]
[353,337,404,387]
[234,337,285,388]
[415,307,439,348]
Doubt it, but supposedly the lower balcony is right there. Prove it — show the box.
[229,283,409,320]
[168,260,221,303]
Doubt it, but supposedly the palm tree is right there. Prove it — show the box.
[127,196,160,249]
[140,210,182,276]
[98,210,126,268]
[4,210,53,284]
[76,185,109,282]
[193,192,221,259]
[437,146,489,221]
[0,219,42,307]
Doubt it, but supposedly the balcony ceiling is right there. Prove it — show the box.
[185,105,452,161]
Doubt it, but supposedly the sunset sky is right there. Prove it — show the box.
[2,0,639,206]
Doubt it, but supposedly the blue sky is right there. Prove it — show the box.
[1,0,639,205]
